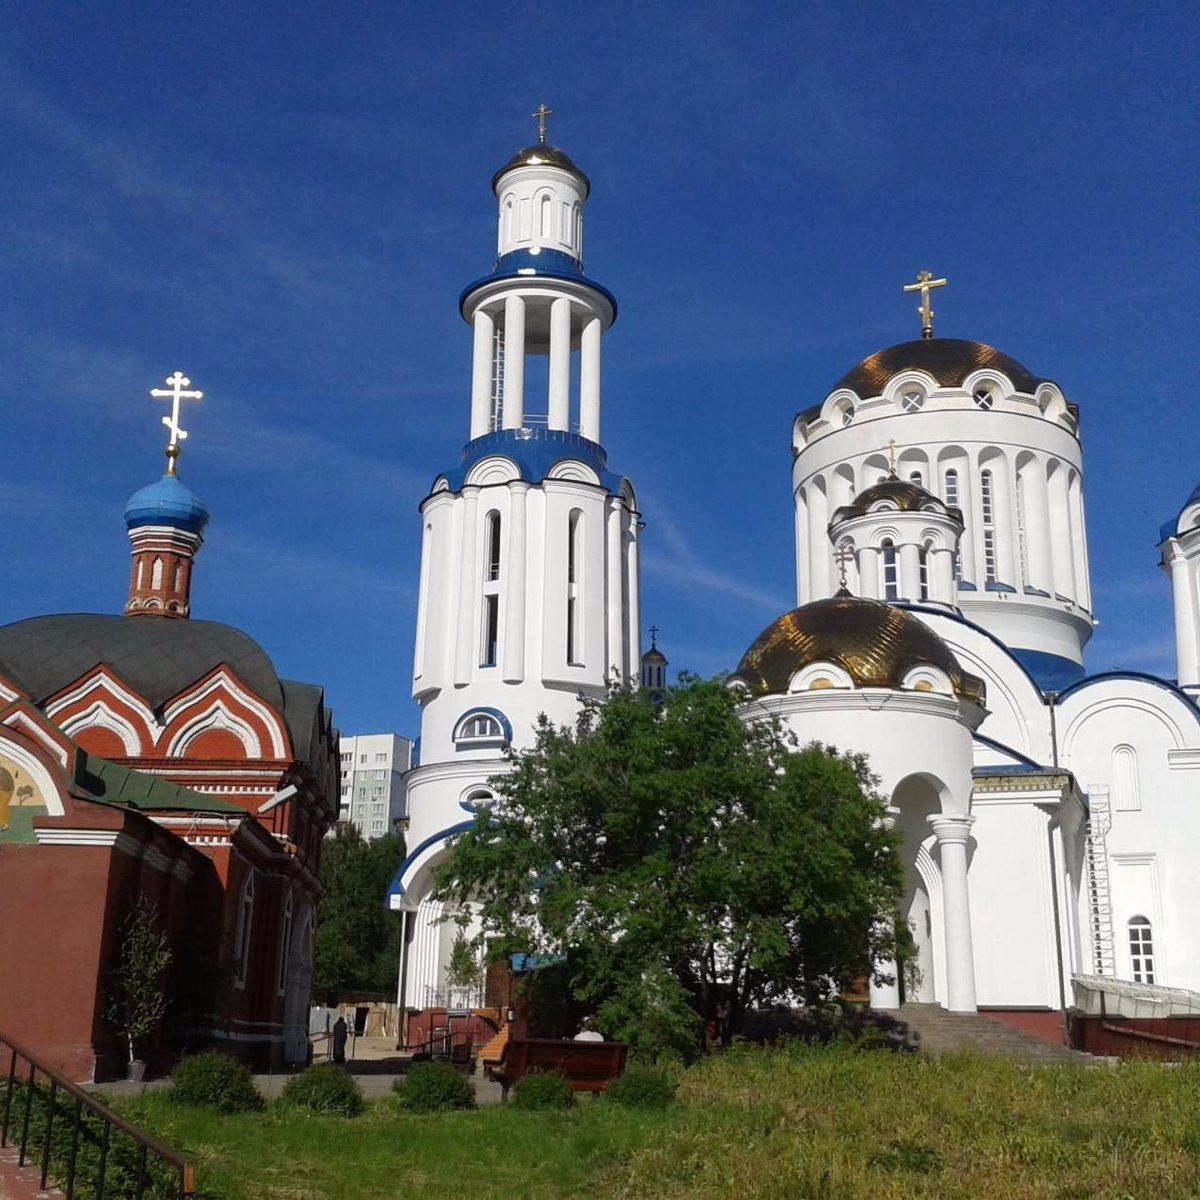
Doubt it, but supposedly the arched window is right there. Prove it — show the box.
[539,192,553,238]
[980,470,997,583]
[135,559,144,589]
[174,561,184,592]
[1128,916,1155,984]
[278,891,293,996]
[901,389,924,412]
[233,872,256,989]
[909,470,923,487]
[151,556,164,590]
[1113,745,1141,812]
[453,709,510,749]
[944,468,959,508]
[882,539,899,601]
[918,541,931,601]
[481,511,501,667]
[462,788,496,812]
[973,386,994,410]
[1016,472,1030,585]
[503,197,514,244]
[567,510,582,665]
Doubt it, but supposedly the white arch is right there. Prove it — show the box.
[168,702,260,758]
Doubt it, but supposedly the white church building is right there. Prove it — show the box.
[389,124,1200,1038]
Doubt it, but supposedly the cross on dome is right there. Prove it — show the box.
[902,269,947,340]
[649,623,659,649]
[532,103,552,146]
[150,371,203,474]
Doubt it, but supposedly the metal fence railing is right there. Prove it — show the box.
[0,1031,194,1199]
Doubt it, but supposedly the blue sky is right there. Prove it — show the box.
[2,2,1197,737]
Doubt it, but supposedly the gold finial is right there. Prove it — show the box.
[834,541,854,593]
[532,103,552,145]
[150,371,203,475]
[886,439,898,475]
[902,269,947,340]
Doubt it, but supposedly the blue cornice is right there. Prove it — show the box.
[459,247,618,322]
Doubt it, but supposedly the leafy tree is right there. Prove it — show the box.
[445,931,482,991]
[314,825,406,993]
[106,895,172,1065]
[436,677,903,1059]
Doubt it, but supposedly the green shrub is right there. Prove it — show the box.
[281,1063,364,1117]
[512,1069,574,1110]
[604,1065,678,1109]
[392,1062,476,1112]
[169,1051,263,1113]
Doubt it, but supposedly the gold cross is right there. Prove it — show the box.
[902,269,947,340]
[149,371,203,475]
[886,439,898,475]
[834,541,854,591]
[532,104,552,145]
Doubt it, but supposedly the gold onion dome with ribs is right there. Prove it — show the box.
[731,592,986,705]
[833,338,1046,400]
[834,477,962,523]
[492,145,591,197]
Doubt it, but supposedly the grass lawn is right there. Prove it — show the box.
[117,1046,1200,1199]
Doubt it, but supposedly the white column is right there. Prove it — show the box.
[502,295,526,429]
[1023,464,1054,594]
[899,542,921,601]
[1048,466,1073,599]
[580,316,602,442]
[929,814,977,1013]
[932,548,955,604]
[453,488,480,685]
[625,516,641,683]
[606,500,624,680]
[502,485,528,683]
[858,546,880,600]
[807,482,828,599]
[548,297,571,432]
[870,806,902,1009]
[470,307,495,439]
[1068,473,1090,609]
[1169,544,1200,687]
[990,462,1017,585]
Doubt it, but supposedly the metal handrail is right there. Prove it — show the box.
[0,1031,194,1199]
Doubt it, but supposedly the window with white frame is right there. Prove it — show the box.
[454,710,508,749]
[901,388,924,412]
[1128,916,1155,984]
[980,469,997,582]
[909,470,923,487]
[567,509,583,665]
[882,539,899,601]
[359,754,367,764]
[481,510,502,667]
[973,385,994,410]
[1016,473,1029,585]
[375,752,387,763]
[918,541,931,601]
[944,468,959,508]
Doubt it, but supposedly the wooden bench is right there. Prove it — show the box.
[484,1037,628,1100]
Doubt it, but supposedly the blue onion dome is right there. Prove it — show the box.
[124,473,210,536]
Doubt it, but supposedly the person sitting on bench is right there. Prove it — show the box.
[573,1017,604,1042]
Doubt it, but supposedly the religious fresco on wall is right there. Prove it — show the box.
[0,756,47,844]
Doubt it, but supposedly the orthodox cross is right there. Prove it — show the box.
[902,269,947,340]
[532,104,552,145]
[150,371,203,474]
[649,623,659,649]
[834,541,854,592]
[886,439,898,475]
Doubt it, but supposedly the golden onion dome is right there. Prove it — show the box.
[833,476,962,524]
[731,592,985,704]
[833,338,1046,400]
[492,145,591,198]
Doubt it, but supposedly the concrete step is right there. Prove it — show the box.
[885,1004,1090,1063]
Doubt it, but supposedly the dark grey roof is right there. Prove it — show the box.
[280,678,324,763]
[0,614,283,712]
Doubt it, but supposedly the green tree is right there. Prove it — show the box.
[106,895,172,1065]
[436,677,903,1059]
[314,825,407,993]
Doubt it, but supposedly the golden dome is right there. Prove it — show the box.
[492,145,591,198]
[731,593,985,704]
[833,339,1045,400]
[834,477,962,524]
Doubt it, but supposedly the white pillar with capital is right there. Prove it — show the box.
[869,805,902,1010]
[470,307,495,439]
[548,297,572,432]
[502,484,528,683]
[580,316,602,442]
[502,295,526,429]
[928,813,977,1013]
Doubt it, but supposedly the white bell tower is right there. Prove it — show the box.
[390,113,642,1016]
[1159,483,1200,698]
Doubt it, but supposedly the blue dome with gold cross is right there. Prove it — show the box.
[124,473,210,536]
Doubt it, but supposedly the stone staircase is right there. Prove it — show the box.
[889,1003,1090,1063]
[475,1021,509,1069]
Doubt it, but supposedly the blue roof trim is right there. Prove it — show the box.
[973,763,1052,777]
[385,819,476,904]
[985,580,1017,594]
[958,581,977,592]
[453,706,513,744]
[1056,671,1200,727]
[459,247,618,321]
[1023,586,1051,598]
[1011,649,1087,691]
[973,732,1046,770]
[435,428,629,497]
